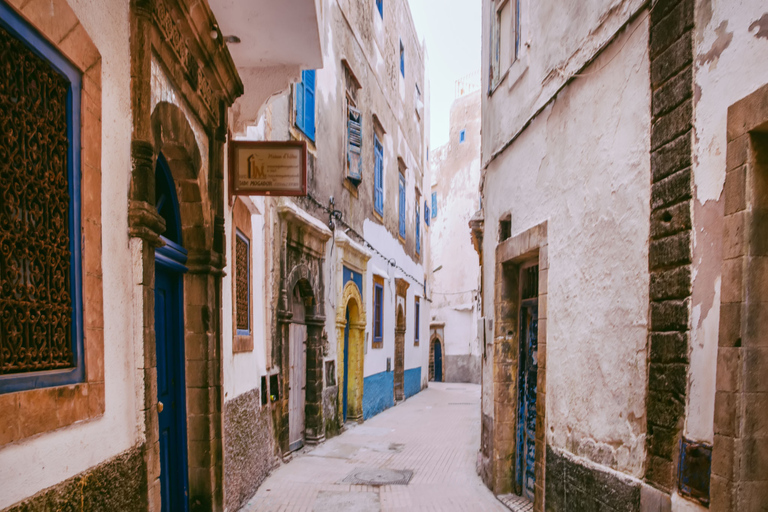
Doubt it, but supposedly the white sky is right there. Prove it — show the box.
[409,0,482,150]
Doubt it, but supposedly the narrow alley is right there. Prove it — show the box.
[241,383,506,512]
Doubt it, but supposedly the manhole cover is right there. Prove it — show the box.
[341,467,413,486]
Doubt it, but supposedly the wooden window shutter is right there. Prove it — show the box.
[399,174,406,238]
[300,70,316,141]
[295,78,305,134]
[347,105,362,183]
[416,200,421,254]
[374,134,384,215]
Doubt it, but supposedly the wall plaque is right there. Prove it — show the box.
[230,140,307,196]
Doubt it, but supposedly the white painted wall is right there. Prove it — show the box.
[481,16,651,477]
[685,0,768,445]
[0,0,138,507]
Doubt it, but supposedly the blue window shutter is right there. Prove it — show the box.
[303,70,316,141]
[399,174,406,238]
[416,202,420,254]
[347,105,362,182]
[376,0,383,17]
[425,201,430,226]
[400,40,405,77]
[431,192,437,218]
[460,129,466,143]
[374,135,384,215]
[295,78,305,134]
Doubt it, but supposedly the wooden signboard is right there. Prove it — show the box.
[230,140,307,196]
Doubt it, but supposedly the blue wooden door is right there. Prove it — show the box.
[155,253,189,512]
[433,340,442,382]
[342,307,350,422]
[516,304,538,500]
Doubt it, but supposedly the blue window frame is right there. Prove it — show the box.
[416,200,421,255]
[374,282,384,344]
[425,201,430,227]
[431,192,437,219]
[414,298,420,344]
[376,0,383,17]
[295,69,316,141]
[398,173,406,238]
[235,230,250,336]
[0,2,84,393]
[374,134,384,216]
[399,40,405,77]
[460,130,466,143]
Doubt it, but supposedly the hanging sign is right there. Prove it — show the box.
[230,140,307,196]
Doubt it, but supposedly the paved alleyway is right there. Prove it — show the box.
[241,383,508,512]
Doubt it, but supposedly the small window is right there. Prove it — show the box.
[431,192,438,219]
[490,0,520,89]
[460,130,466,143]
[425,200,430,227]
[376,0,383,18]
[399,39,405,77]
[416,195,421,255]
[398,171,406,239]
[414,83,423,119]
[373,276,385,348]
[414,297,421,345]
[347,104,363,183]
[295,69,316,141]
[235,230,250,335]
[499,217,512,241]
[374,133,384,215]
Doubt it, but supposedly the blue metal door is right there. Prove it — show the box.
[155,241,189,512]
[433,340,443,382]
[342,307,350,422]
[516,303,538,500]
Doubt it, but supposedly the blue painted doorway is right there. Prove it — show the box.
[155,155,190,512]
[515,302,538,501]
[342,307,350,422]
[432,339,442,382]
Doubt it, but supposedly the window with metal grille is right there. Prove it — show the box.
[521,265,539,301]
[373,276,384,348]
[235,231,250,334]
[347,104,362,183]
[0,6,84,391]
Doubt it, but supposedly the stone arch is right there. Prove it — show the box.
[429,334,445,382]
[336,281,366,423]
[277,263,326,452]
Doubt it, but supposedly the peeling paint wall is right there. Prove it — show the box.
[480,7,651,480]
[686,0,768,447]
[430,91,482,383]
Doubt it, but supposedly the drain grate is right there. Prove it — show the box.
[341,467,413,486]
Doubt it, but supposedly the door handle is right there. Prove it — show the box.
[157,401,164,413]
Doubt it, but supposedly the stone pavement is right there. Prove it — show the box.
[240,382,509,512]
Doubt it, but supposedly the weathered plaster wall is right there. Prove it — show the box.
[686,0,768,445]
[481,15,651,478]
[430,92,482,384]
[0,0,140,507]
[480,0,647,165]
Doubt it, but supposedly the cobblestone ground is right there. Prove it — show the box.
[241,382,508,512]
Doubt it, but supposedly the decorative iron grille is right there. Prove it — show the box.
[0,24,73,375]
[235,234,249,332]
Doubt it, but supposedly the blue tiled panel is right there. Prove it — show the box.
[343,266,363,294]
[362,371,394,420]
[403,368,422,399]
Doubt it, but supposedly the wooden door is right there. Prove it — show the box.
[288,322,307,451]
[433,340,443,382]
[394,307,405,401]
[342,307,350,422]
[155,261,189,512]
[516,303,538,500]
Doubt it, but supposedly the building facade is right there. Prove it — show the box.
[429,90,482,384]
[0,0,322,511]
[475,0,768,510]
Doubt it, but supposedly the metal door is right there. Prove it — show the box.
[155,257,189,512]
[342,307,350,422]
[433,340,443,382]
[288,322,307,451]
[516,303,538,500]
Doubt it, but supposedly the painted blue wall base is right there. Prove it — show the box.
[404,368,421,399]
[362,371,394,420]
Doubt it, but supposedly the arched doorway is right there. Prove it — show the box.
[394,304,406,402]
[336,281,365,424]
[154,154,190,511]
[431,338,443,382]
[288,285,307,452]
